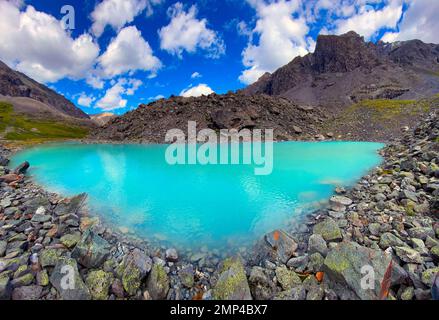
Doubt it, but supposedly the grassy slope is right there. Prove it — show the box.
[0,101,89,144]
[322,95,439,141]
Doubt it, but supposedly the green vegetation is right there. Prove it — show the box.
[352,99,421,119]
[0,101,89,144]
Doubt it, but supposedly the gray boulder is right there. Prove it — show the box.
[212,257,252,300]
[146,264,169,300]
[50,257,91,300]
[313,218,343,242]
[323,242,392,300]
[248,266,276,300]
[71,230,111,268]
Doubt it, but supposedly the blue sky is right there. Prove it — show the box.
[0,0,437,115]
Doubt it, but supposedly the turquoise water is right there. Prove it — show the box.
[11,142,383,249]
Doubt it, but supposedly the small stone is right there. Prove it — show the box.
[35,207,46,215]
[308,234,328,256]
[400,286,414,300]
[329,195,352,211]
[11,285,42,300]
[430,246,439,260]
[394,246,423,264]
[379,232,406,249]
[274,286,306,300]
[31,214,51,223]
[111,279,124,299]
[165,248,178,262]
[0,241,6,257]
[178,265,194,288]
[11,273,34,287]
[36,270,49,286]
[368,223,381,236]
[143,290,151,300]
[421,267,439,287]
[407,227,435,240]
[306,285,324,300]
[286,255,309,273]
[307,252,324,273]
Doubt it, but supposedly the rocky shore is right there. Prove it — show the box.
[1,111,438,300]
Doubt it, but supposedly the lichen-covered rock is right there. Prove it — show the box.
[421,267,439,287]
[379,232,406,249]
[71,230,111,268]
[275,266,302,290]
[407,227,435,240]
[430,246,439,260]
[274,286,306,300]
[121,248,152,296]
[0,241,6,257]
[323,242,392,300]
[146,264,169,300]
[36,270,49,286]
[60,233,81,249]
[0,274,12,300]
[49,257,90,300]
[39,248,65,268]
[248,266,276,300]
[212,257,252,300]
[86,270,113,300]
[307,252,325,273]
[394,246,423,264]
[313,218,343,242]
[178,265,194,288]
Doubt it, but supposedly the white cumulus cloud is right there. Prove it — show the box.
[383,0,439,44]
[191,72,202,79]
[91,0,163,37]
[158,2,225,58]
[98,26,161,78]
[96,78,143,110]
[0,1,100,83]
[77,92,95,107]
[239,0,312,84]
[335,0,403,39]
[180,84,214,97]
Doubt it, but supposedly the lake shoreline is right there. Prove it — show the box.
[1,111,438,300]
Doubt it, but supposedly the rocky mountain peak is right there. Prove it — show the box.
[312,31,380,73]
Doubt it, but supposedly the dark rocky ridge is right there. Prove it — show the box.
[243,31,439,107]
[0,61,89,120]
[91,93,328,143]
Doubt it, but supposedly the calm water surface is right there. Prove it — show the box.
[11,141,384,249]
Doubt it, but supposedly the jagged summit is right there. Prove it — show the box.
[243,31,439,107]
